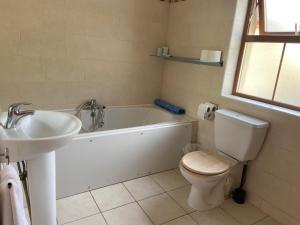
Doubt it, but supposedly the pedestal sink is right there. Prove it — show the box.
[0,111,82,225]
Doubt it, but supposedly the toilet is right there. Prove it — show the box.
[180,109,269,211]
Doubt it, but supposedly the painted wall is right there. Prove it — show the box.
[0,0,168,110]
[161,0,300,224]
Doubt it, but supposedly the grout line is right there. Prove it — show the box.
[220,201,269,225]
[122,183,156,225]
[187,212,200,225]
[101,201,137,213]
[89,191,109,225]
[148,170,175,191]
[128,179,191,225]
[122,177,192,225]
[158,214,190,225]
[251,216,269,225]
[160,214,195,225]
[219,207,244,225]
[122,182,189,203]
[121,183,136,200]
[164,184,190,192]
[149,169,190,193]
[134,191,167,202]
[89,190,102,213]
[165,187,195,215]
[136,200,157,225]
[60,212,102,225]
[100,213,109,225]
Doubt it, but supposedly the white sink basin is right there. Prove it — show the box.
[0,110,82,162]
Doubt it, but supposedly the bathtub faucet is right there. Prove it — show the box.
[78,99,105,116]
[76,99,105,132]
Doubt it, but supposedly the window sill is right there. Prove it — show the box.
[222,94,300,118]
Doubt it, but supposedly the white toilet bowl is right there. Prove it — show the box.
[179,149,236,211]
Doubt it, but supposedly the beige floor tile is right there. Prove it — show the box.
[57,192,99,224]
[138,193,186,225]
[151,170,189,191]
[162,215,198,225]
[124,176,164,200]
[221,199,266,225]
[190,207,241,225]
[91,183,134,211]
[168,186,195,213]
[254,217,281,225]
[260,201,296,225]
[103,202,153,225]
[65,214,107,225]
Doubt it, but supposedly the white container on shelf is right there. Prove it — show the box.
[200,50,222,63]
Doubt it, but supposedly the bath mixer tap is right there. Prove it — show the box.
[0,103,35,129]
[76,99,105,132]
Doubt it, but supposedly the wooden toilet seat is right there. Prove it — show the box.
[181,150,232,176]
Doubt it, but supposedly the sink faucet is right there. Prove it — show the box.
[0,103,35,129]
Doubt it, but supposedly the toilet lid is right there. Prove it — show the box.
[181,150,232,175]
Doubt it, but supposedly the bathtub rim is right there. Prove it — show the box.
[59,104,196,140]
[74,120,194,140]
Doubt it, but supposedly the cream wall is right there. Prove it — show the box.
[161,1,300,225]
[0,0,168,110]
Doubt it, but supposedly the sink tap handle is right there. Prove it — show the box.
[9,102,34,115]
[8,102,31,110]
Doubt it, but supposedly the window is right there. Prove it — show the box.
[233,0,300,111]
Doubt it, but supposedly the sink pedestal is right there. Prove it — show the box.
[27,152,56,225]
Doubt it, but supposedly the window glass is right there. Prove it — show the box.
[237,42,283,99]
[265,0,300,32]
[274,44,300,107]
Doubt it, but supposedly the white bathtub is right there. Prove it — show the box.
[56,105,195,199]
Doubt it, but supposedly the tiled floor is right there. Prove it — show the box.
[51,169,281,225]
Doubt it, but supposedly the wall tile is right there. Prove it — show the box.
[41,0,66,34]
[18,31,43,57]
[44,57,85,82]
[0,29,20,56]
[85,13,119,39]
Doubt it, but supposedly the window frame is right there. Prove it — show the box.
[232,0,300,112]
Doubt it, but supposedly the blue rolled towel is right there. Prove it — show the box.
[154,99,186,115]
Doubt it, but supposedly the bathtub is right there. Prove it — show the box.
[56,105,195,199]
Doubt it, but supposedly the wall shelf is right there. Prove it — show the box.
[150,55,224,67]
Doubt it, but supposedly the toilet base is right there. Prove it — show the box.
[179,162,231,211]
[187,177,228,211]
